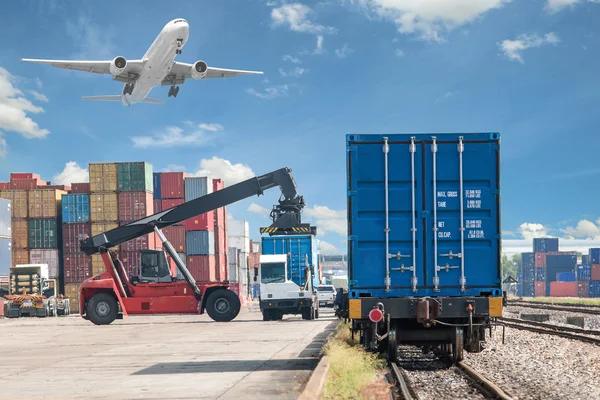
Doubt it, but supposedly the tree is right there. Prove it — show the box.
[502,253,518,280]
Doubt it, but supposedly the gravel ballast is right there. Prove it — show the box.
[505,305,600,330]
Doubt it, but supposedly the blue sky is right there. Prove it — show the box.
[1,0,600,255]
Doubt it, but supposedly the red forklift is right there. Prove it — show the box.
[78,167,312,325]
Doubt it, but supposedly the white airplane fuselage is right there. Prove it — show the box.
[123,19,189,105]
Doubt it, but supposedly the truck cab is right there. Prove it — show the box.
[256,254,318,321]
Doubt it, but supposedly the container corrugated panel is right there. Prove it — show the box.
[91,254,105,276]
[117,162,153,192]
[163,226,186,252]
[0,237,11,275]
[89,163,118,192]
[62,223,91,254]
[11,219,28,249]
[119,221,157,251]
[590,248,600,264]
[91,223,119,251]
[63,253,91,283]
[70,182,91,194]
[0,190,28,218]
[187,255,217,281]
[535,281,546,297]
[0,198,10,237]
[64,283,81,314]
[10,178,42,190]
[535,267,546,281]
[62,194,90,223]
[590,281,600,298]
[521,252,535,268]
[186,230,215,255]
[347,133,501,297]
[0,182,8,190]
[521,267,535,281]
[118,192,153,222]
[159,172,188,199]
[557,272,576,282]
[582,255,590,265]
[153,200,162,213]
[550,281,577,297]
[577,281,589,298]
[261,234,319,288]
[520,281,535,297]
[28,189,65,218]
[120,251,140,277]
[533,238,559,253]
[534,252,546,268]
[184,177,213,202]
[12,248,28,266]
[216,252,227,281]
[90,193,118,222]
[184,213,214,231]
[28,219,57,248]
[29,249,59,278]
[161,199,184,211]
[10,172,40,180]
[577,265,591,281]
[153,173,162,199]
[592,265,600,281]
[546,254,577,269]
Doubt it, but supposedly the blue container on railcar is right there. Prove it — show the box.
[346,132,502,298]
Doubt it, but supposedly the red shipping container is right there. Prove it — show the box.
[10,178,43,190]
[185,212,214,232]
[188,255,216,281]
[159,172,189,199]
[63,253,92,283]
[161,198,184,211]
[120,251,141,277]
[215,252,228,281]
[0,182,9,190]
[578,281,590,298]
[212,178,224,192]
[118,192,153,222]
[119,222,157,251]
[153,200,162,213]
[534,252,546,267]
[42,185,71,191]
[62,223,92,254]
[71,182,91,194]
[10,172,41,180]
[0,299,4,317]
[535,281,546,297]
[163,225,186,252]
[592,265,600,281]
[549,281,578,297]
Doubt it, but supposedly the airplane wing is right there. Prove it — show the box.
[20,59,145,83]
[164,62,263,85]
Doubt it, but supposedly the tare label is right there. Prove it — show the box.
[436,189,485,209]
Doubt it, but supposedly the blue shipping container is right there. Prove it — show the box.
[533,238,559,253]
[261,234,319,289]
[521,281,535,297]
[577,265,591,281]
[590,248,600,264]
[0,237,10,275]
[521,252,535,268]
[535,267,546,281]
[153,173,162,200]
[546,254,577,269]
[61,194,90,224]
[186,231,215,255]
[590,281,600,298]
[582,255,590,265]
[184,177,212,202]
[522,267,535,281]
[0,198,10,237]
[556,272,575,282]
[346,132,502,297]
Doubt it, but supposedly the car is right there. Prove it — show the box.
[317,285,336,307]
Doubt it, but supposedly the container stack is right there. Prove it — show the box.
[588,248,600,298]
[247,239,261,299]
[533,237,559,253]
[153,172,188,256]
[547,252,577,296]
[229,219,250,297]
[212,178,228,282]
[0,198,10,277]
[519,252,535,297]
[534,252,546,297]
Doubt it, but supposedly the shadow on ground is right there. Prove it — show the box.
[132,358,319,375]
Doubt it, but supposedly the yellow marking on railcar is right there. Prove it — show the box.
[488,297,503,317]
[349,299,362,319]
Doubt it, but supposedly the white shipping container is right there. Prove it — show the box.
[229,235,250,253]
[28,249,59,278]
[252,243,260,253]
[228,220,249,238]
[0,198,10,237]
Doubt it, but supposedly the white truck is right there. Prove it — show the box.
[256,254,319,321]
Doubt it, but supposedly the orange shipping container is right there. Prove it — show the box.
[591,265,600,281]
[11,219,28,249]
[90,193,118,222]
[91,222,119,251]
[0,190,28,218]
[549,281,578,297]
[91,254,106,276]
[89,163,118,192]
[12,249,28,266]
[64,283,81,314]
[28,189,65,218]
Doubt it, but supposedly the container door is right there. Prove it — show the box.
[423,136,500,293]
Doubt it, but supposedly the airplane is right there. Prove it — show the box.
[21,18,263,106]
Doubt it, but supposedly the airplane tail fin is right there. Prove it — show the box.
[81,95,165,104]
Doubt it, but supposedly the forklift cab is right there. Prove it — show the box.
[136,249,175,283]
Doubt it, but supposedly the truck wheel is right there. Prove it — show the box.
[86,293,118,325]
[206,290,241,322]
[262,310,272,321]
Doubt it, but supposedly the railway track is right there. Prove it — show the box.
[507,300,600,315]
[499,316,600,345]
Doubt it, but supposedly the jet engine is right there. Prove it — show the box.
[110,56,127,76]
[191,60,208,79]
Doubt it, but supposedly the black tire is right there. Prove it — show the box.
[262,310,271,321]
[301,308,310,320]
[274,311,283,321]
[86,293,118,325]
[206,289,241,322]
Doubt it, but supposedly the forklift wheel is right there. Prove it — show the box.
[86,293,118,325]
[206,290,241,322]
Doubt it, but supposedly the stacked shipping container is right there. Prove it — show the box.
[0,198,10,277]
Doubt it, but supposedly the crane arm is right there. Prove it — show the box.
[80,167,300,255]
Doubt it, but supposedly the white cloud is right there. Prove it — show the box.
[395,48,405,57]
[247,85,289,100]
[193,157,255,186]
[282,54,301,64]
[0,133,7,158]
[434,91,454,104]
[131,122,222,148]
[335,43,354,58]
[315,35,324,54]
[317,239,339,254]
[0,67,50,139]
[35,78,43,89]
[271,3,337,34]
[304,205,347,236]
[502,239,600,257]
[162,164,186,172]
[29,90,49,103]
[544,0,598,13]
[499,32,560,63]
[351,0,508,42]
[66,15,115,59]
[53,162,88,185]
[248,203,270,218]
[518,222,549,240]
[562,219,600,240]
[279,67,308,78]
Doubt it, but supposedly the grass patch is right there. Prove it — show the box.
[517,297,600,306]
[323,322,388,400]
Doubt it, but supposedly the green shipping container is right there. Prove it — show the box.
[28,219,58,248]
[117,162,153,192]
